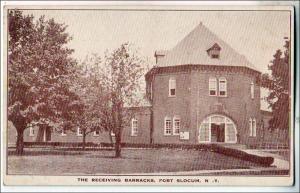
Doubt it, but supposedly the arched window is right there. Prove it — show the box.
[199,115,237,143]
[219,77,227,97]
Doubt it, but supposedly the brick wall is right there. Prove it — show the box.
[149,65,262,145]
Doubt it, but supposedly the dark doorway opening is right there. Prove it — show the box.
[211,123,225,142]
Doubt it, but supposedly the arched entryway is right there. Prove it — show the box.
[199,114,237,143]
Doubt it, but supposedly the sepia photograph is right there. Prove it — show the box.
[1,1,298,189]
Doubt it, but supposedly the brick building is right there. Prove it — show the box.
[8,23,270,147]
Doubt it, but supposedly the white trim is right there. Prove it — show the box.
[173,116,180,135]
[164,116,172,135]
[77,127,83,136]
[168,77,176,97]
[29,127,34,137]
[61,129,67,136]
[249,118,253,136]
[218,77,227,97]
[252,118,257,137]
[93,131,100,136]
[209,77,217,96]
[131,118,138,136]
[199,114,237,143]
[250,81,255,99]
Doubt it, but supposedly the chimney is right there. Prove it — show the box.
[154,50,167,65]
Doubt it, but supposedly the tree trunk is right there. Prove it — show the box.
[16,130,24,155]
[82,131,86,151]
[115,131,121,158]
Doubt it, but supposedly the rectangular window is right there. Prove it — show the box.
[251,82,254,99]
[61,128,67,136]
[219,78,227,96]
[110,131,115,137]
[29,127,34,137]
[164,117,172,135]
[77,127,83,136]
[94,131,100,136]
[173,117,180,135]
[169,78,176,97]
[252,119,257,137]
[131,118,138,136]
[249,118,253,136]
[209,78,217,96]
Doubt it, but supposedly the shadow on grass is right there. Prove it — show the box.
[8,150,85,156]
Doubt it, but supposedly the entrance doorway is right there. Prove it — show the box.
[199,114,237,143]
[211,123,225,142]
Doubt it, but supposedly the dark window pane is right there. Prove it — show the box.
[170,89,176,96]
[220,91,226,96]
[210,90,216,95]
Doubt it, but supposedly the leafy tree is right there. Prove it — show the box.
[8,10,80,155]
[101,43,145,157]
[70,54,112,150]
[261,39,290,135]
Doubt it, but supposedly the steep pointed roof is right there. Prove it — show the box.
[157,23,259,72]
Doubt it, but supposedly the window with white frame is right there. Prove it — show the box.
[249,118,257,137]
[209,77,217,96]
[29,126,34,137]
[219,77,227,96]
[110,131,115,137]
[173,116,180,135]
[164,117,172,135]
[77,127,83,136]
[94,130,100,136]
[131,118,138,136]
[249,118,253,136]
[61,128,67,136]
[250,82,254,99]
[252,118,257,137]
[169,78,176,97]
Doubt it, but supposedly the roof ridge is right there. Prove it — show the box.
[157,23,259,72]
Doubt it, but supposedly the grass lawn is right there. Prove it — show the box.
[8,148,267,175]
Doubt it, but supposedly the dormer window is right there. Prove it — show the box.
[207,43,221,59]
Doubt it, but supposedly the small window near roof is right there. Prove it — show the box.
[169,78,176,97]
[207,43,221,59]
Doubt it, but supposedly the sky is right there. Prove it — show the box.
[23,9,291,110]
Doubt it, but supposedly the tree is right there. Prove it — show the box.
[70,54,111,150]
[8,10,80,155]
[261,39,290,134]
[101,43,145,157]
